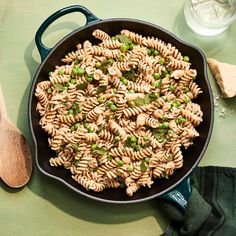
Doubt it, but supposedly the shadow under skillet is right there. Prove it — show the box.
[19,20,168,228]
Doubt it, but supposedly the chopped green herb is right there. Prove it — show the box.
[162,122,169,129]
[168,85,176,91]
[54,83,66,92]
[107,58,114,65]
[73,59,79,64]
[96,86,106,94]
[88,128,94,133]
[119,182,125,188]
[135,145,141,151]
[71,144,80,152]
[76,83,87,91]
[107,155,113,161]
[70,126,75,132]
[94,147,107,155]
[118,54,124,62]
[116,34,132,45]
[143,136,149,142]
[74,123,80,129]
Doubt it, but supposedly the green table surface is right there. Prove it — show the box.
[1,0,236,235]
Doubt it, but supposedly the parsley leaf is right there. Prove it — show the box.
[54,83,65,92]
[116,34,133,45]
[76,83,87,91]
[140,162,147,172]
[96,86,106,94]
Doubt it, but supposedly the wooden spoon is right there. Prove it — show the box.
[0,85,32,188]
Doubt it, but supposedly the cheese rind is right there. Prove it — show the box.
[207,58,236,98]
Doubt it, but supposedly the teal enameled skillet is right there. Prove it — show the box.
[29,5,214,211]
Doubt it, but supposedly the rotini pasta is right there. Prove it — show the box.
[35,28,203,197]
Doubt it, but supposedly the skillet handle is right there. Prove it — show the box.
[35,5,100,61]
[158,177,191,213]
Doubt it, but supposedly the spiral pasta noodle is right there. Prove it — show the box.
[35,28,203,197]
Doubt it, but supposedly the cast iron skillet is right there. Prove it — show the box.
[28,5,214,210]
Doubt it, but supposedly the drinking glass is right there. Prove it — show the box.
[184,0,236,36]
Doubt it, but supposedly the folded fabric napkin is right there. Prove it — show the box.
[159,166,236,236]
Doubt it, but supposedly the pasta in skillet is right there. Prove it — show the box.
[35,29,203,197]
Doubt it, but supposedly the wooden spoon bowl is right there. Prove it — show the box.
[0,86,32,188]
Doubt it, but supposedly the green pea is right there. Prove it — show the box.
[88,127,94,133]
[110,104,117,112]
[117,160,124,166]
[119,76,126,82]
[144,157,150,163]
[84,123,89,129]
[184,98,191,103]
[127,166,134,172]
[162,122,169,129]
[97,97,103,104]
[95,62,102,68]
[76,67,85,75]
[176,117,186,124]
[130,142,136,148]
[48,71,53,76]
[67,109,74,115]
[130,136,137,143]
[120,44,129,52]
[119,182,125,188]
[111,36,117,40]
[183,56,190,62]
[129,101,136,108]
[73,59,79,64]
[159,58,165,65]
[165,73,171,78]
[114,136,121,142]
[86,75,93,83]
[70,78,76,84]
[107,58,114,65]
[153,92,160,98]
[122,78,128,85]
[58,69,64,75]
[175,100,181,106]
[47,88,52,94]
[91,143,97,150]
[113,88,118,93]
[143,136,149,142]
[129,89,135,93]
[152,81,160,88]
[107,100,114,106]
[153,73,161,79]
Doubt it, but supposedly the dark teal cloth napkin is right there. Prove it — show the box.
[159,166,236,236]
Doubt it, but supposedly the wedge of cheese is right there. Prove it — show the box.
[207,58,236,98]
